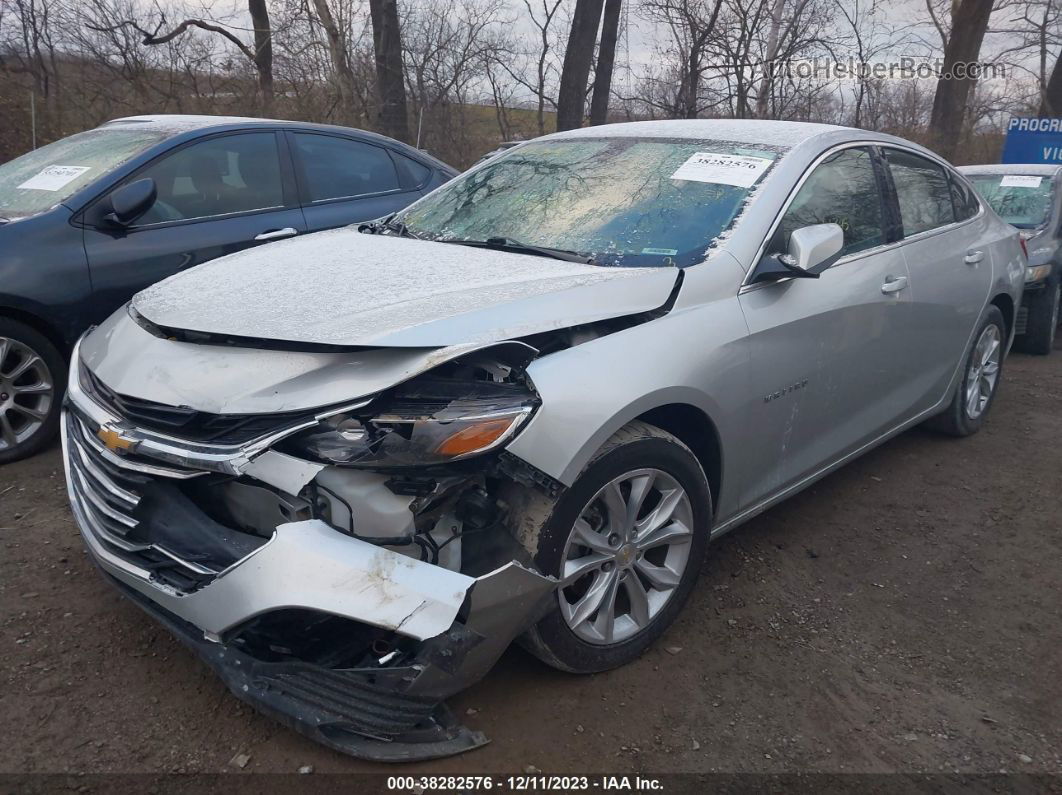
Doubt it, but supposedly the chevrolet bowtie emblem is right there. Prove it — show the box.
[97,424,136,454]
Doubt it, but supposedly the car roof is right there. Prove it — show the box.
[100,114,456,172]
[958,163,1062,176]
[542,119,857,148]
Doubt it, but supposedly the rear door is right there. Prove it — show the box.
[737,146,912,505]
[882,148,994,413]
[288,132,425,231]
[81,130,306,324]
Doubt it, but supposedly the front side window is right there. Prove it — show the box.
[133,132,284,225]
[966,173,1052,229]
[771,147,885,257]
[397,137,784,268]
[293,134,400,201]
[0,128,167,220]
[885,149,956,236]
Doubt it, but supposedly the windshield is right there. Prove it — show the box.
[0,127,168,220]
[396,138,783,267]
[968,173,1054,229]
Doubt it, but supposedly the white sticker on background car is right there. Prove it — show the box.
[670,152,772,188]
[999,175,1042,188]
[17,165,92,191]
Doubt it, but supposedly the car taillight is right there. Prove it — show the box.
[1019,236,1028,260]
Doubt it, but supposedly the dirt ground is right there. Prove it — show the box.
[1,346,1060,781]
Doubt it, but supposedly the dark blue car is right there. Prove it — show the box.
[0,114,457,463]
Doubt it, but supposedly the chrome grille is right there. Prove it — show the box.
[64,411,221,593]
[81,367,318,446]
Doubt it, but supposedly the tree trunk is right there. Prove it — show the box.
[754,0,785,119]
[1039,54,1062,116]
[928,0,993,160]
[248,0,274,113]
[589,0,622,126]
[556,0,606,131]
[369,0,410,143]
[311,0,359,124]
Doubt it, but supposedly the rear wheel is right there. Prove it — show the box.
[924,305,1005,437]
[0,319,64,464]
[520,422,712,673]
[1014,273,1060,355]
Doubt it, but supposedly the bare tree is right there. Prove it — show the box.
[369,0,410,142]
[556,0,605,129]
[86,1,275,111]
[638,0,726,118]
[589,0,622,124]
[928,0,994,159]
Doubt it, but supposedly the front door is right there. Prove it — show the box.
[81,131,306,325]
[737,146,911,507]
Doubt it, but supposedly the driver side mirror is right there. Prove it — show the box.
[97,178,157,228]
[751,223,845,284]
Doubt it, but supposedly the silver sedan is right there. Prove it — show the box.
[63,120,1024,760]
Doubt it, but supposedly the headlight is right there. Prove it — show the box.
[280,377,538,468]
[1026,264,1052,283]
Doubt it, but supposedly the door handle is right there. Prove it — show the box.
[254,227,298,242]
[881,275,908,294]
[964,250,984,265]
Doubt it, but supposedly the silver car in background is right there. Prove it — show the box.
[959,164,1061,354]
[63,120,1024,761]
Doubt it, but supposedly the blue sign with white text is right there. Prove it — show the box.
[1002,117,1062,164]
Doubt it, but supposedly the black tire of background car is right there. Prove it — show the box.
[924,305,1007,438]
[519,421,713,674]
[1013,271,1060,356]
[0,318,65,465]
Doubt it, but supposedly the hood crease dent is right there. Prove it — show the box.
[131,228,681,348]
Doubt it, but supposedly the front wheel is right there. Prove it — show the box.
[519,421,712,673]
[0,319,65,465]
[924,305,1006,437]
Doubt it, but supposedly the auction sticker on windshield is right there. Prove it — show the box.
[18,165,92,191]
[671,152,772,188]
[999,175,1043,188]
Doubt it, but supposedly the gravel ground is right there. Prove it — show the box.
[1,346,1059,780]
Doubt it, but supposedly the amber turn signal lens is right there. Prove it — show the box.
[434,417,517,457]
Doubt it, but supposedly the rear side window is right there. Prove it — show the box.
[772,147,885,257]
[948,174,980,222]
[393,152,432,187]
[884,149,956,236]
[293,134,400,201]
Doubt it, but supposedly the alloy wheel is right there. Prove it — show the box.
[558,468,694,645]
[0,336,54,452]
[964,324,1001,420]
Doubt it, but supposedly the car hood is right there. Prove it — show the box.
[131,227,680,348]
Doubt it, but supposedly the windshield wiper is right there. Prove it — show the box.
[442,236,595,264]
[358,213,420,239]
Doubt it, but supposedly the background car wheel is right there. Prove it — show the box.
[519,421,713,674]
[1014,272,1060,356]
[924,305,1006,438]
[0,319,65,465]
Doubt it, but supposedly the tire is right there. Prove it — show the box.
[1014,272,1060,355]
[924,305,1006,438]
[0,318,65,465]
[519,421,713,674]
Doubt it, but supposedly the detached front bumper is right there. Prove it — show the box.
[61,406,556,761]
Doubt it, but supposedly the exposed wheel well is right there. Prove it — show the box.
[635,403,722,517]
[991,293,1015,340]
[0,308,68,358]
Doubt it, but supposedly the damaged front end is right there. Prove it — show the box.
[62,334,561,762]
